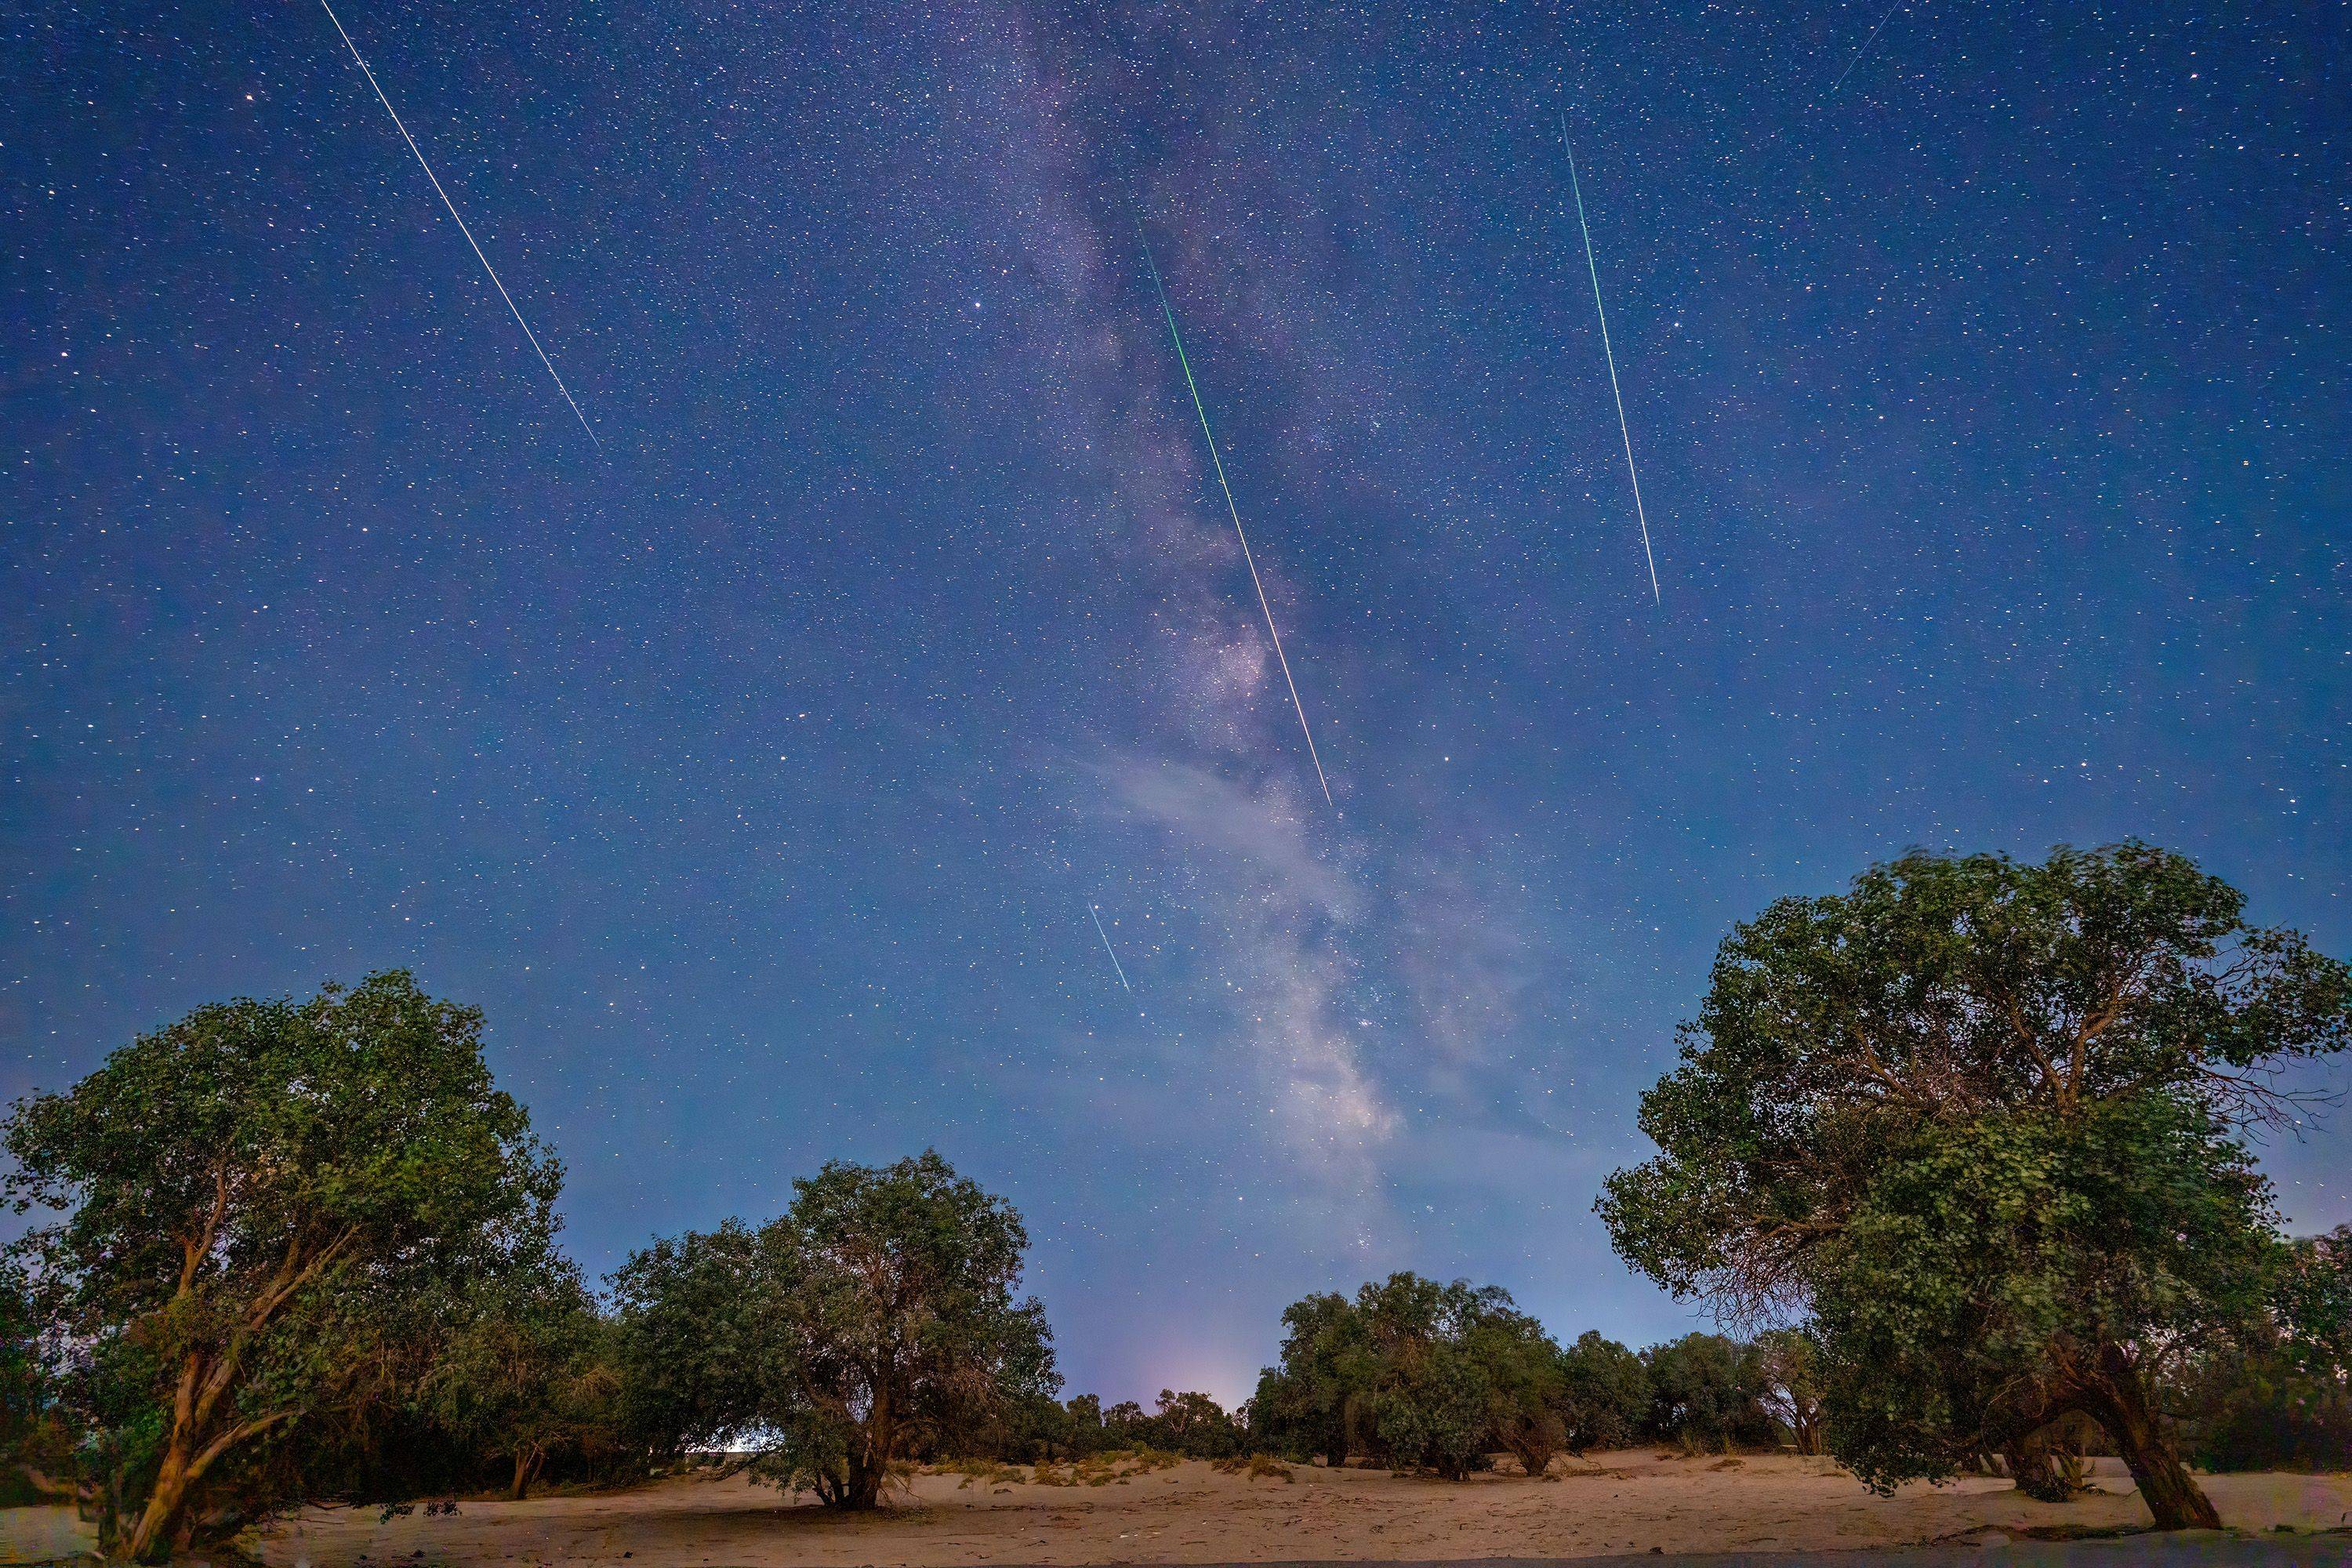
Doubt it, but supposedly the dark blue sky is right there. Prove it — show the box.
[4,0,2346,1404]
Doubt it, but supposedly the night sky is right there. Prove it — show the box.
[5,1,2347,1406]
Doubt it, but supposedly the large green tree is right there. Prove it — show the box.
[1144,1388,1245,1458]
[1599,844,2352,1529]
[1250,1272,1566,1479]
[612,1151,1058,1509]
[1,971,562,1560]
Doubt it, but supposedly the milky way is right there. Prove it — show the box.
[4,0,2345,1404]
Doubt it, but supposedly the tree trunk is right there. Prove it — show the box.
[510,1442,545,1501]
[826,1386,891,1510]
[123,1440,193,1563]
[2086,1357,2220,1531]
[2107,1406,2218,1529]
[2003,1430,2070,1502]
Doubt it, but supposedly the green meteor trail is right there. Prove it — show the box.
[1136,220,1337,809]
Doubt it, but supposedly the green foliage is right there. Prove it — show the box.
[1142,1388,1244,1458]
[1597,844,2352,1530]
[1641,1334,1775,1452]
[1250,1272,1564,1479]
[1809,1094,2278,1490]
[2,971,562,1560]
[958,1385,1242,1463]
[2272,1223,2352,1371]
[0,1262,40,1461]
[1370,1339,1492,1479]
[1755,1328,1824,1455]
[2180,1226,2352,1472]
[1248,1290,1356,1466]
[1556,1330,1649,1454]
[424,1249,632,1497]
[612,1151,1058,1510]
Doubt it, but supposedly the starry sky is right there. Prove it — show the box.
[4,1,2347,1406]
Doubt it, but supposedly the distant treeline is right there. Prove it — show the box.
[975,1312,1810,1477]
[5,843,2350,1562]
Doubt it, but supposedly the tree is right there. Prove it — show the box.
[1101,1398,1149,1446]
[0,1261,76,1501]
[1,972,562,1561]
[1556,1330,1648,1455]
[1249,1291,1356,1466]
[1370,1339,1492,1480]
[2179,1225,2352,1472]
[426,1249,625,1498]
[1250,1272,1564,1479]
[1756,1329,1824,1456]
[612,1151,1058,1509]
[1641,1334,1774,1451]
[1599,844,2352,1530]
[1062,1392,1106,1455]
[1148,1388,1243,1458]
[1465,1309,1570,1476]
[0,1264,40,1462]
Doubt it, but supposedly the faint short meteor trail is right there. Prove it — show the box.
[1559,118,1661,604]
[1086,903,1132,993]
[318,0,600,450]
[1135,220,1337,808]
[1824,0,1912,96]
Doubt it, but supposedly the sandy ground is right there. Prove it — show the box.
[6,1454,2349,1566]
[255,1453,2351,1566]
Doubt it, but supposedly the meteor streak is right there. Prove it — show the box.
[1136,221,1337,808]
[1824,0,1911,96]
[1087,903,1132,993]
[319,0,600,450]
[1559,118,1661,604]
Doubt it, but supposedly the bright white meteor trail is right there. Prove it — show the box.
[1559,118,1661,604]
[1086,903,1132,993]
[318,0,600,450]
[1824,0,1911,96]
[1136,220,1337,808]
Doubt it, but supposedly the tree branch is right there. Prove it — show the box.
[178,1163,231,1298]
[183,1406,297,1489]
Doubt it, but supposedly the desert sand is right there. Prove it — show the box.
[9,1453,2348,1566]
[226,1453,2352,1566]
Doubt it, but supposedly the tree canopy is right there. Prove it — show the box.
[1556,1330,1650,1455]
[612,1151,1058,1508]
[424,1247,627,1499]
[1250,1272,1570,1479]
[1642,1334,1775,1452]
[2,971,563,1560]
[1599,844,2352,1528]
